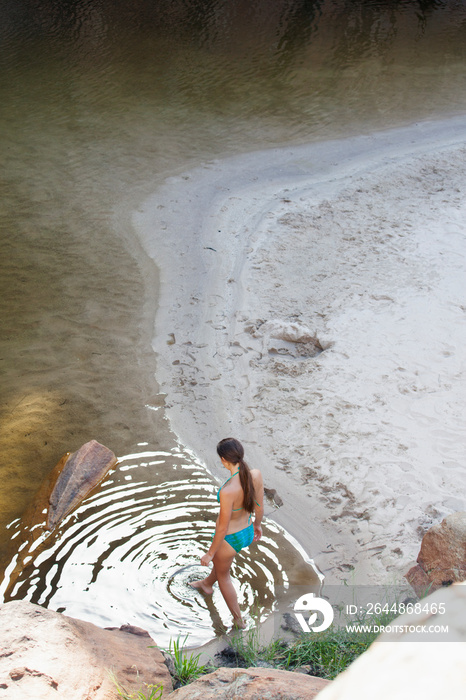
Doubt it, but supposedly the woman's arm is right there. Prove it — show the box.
[252,470,264,541]
[200,490,232,566]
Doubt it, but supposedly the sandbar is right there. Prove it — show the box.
[134,116,466,584]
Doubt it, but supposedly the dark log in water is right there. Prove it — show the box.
[0,441,117,599]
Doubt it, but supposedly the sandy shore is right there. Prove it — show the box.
[134,116,466,585]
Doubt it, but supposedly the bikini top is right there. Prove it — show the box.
[217,471,261,511]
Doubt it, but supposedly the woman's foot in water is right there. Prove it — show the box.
[189,579,214,595]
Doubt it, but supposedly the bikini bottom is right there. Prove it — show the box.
[223,522,254,553]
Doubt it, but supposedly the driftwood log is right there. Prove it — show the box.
[0,440,117,598]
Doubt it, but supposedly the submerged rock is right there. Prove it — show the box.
[46,440,117,531]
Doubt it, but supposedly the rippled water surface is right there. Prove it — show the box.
[2,0,466,641]
[1,445,318,645]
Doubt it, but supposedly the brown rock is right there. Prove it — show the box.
[0,600,172,699]
[404,563,432,598]
[405,512,466,595]
[417,512,466,586]
[264,487,284,508]
[167,666,330,699]
[47,440,118,531]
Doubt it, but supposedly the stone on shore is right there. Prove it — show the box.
[0,600,172,699]
[406,511,466,596]
[253,319,324,359]
[167,666,330,699]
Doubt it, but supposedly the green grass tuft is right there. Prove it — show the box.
[163,634,211,686]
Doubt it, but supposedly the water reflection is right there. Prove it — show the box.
[2,446,319,647]
[3,1,466,81]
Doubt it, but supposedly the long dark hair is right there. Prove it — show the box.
[217,437,255,513]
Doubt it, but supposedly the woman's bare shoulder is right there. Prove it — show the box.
[251,468,263,483]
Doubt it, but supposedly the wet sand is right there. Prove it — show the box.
[134,116,466,585]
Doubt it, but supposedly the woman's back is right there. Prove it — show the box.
[218,468,263,531]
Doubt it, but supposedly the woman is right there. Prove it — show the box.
[191,437,264,629]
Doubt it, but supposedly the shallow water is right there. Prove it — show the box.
[2,0,466,641]
[2,445,317,646]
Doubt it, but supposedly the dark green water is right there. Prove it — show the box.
[1,0,466,644]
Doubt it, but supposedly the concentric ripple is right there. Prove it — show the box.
[2,444,319,646]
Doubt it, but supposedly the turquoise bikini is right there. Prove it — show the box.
[223,523,254,553]
[215,471,258,553]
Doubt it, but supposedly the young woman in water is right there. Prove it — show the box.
[190,437,264,629]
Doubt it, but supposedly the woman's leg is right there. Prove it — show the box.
[190,565,218,594]
[212,540,245,628]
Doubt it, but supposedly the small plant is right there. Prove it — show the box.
[227,622,261,667]
[278,627,370,679]
[225,619,289,669]
[164,634,210,686]
[227,622,286,667]
[108,669,163,700]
